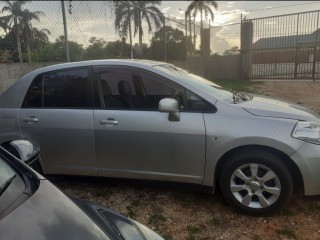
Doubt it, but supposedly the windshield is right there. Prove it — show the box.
[155,64,234,103]
[0,159,16,188]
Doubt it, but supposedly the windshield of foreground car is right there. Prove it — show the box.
[0,159,16,187]
[0,156,26,218]
[156,64,241,104]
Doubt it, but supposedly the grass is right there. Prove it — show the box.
[275,228,297,239]
[210,216,222,226]
[148,213,167,226]
[126,205,137,219]
[279,208,297,216]
[187,225,202,235]
[213,79,260,93]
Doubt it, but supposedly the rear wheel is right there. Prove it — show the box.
[219,150,293,215]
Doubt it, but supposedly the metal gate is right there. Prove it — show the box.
[241,10,320,80]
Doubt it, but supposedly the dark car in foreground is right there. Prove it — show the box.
[0,140,163,240]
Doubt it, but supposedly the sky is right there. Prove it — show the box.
[1,1,320,54]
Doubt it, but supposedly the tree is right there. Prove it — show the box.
[33,36,83,62]
[105,37,131,59]
[31,28,51,49]
[0,15,11,35]
[19,8,44,62]
[148,26,192,60]
[186,0,218,56]
[113,1,164,50]
[1,1,46,62]
[82,37,107,60]
[1,0,29,62]
[223,46,240,56]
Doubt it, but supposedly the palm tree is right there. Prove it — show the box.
[113,1,165,48]
[20,8,44,62]
[32,28,51,49]
[186,0,218,56]
[0,15,11,35]
[1,0,29,62]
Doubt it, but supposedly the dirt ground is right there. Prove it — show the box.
[249,80,320,113]
[53,81,320,240]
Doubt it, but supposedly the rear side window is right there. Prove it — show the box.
[22,68,91,108]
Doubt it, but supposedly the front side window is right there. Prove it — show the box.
[23,68,91,108]
[96,67,185,110]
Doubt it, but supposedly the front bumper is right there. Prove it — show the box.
[291,142,320,195]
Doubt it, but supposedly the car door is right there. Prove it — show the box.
[19,68,96,176]
[93,66,207,184]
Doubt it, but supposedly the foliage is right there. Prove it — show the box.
[112,0,164,49]
[82,37,107,60]
[148,26,192,60]
[1,0,48,62]
[186,0,218,22]
[186,0,218,56]
[105,37,131,59]
[33,36,83,62]
[223,46,240,56]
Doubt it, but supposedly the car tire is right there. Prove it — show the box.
[219,150,293,215]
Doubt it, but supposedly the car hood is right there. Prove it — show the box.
[240,95,320,121]
[0,180,111,240]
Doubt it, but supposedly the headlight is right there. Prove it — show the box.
[292,121,320,144]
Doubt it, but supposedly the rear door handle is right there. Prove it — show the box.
[23,116,39,123]
[99,118,119,126]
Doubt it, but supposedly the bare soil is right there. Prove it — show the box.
[52,81,320,240]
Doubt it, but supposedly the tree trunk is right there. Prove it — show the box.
[27,42,31,63]
[14,17,23,63]
[138,11,142,46]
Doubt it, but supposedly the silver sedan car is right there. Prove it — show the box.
[0,60,319,215]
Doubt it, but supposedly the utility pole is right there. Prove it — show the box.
[61,0,70,62]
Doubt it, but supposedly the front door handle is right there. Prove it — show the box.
[99,118,119,126]
[23,116,39,123]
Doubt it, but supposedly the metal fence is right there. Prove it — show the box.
[0,0,204,63]
[242,10,320,80]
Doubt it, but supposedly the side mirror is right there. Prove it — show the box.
[159,98,181,122]
[9,140,40,165]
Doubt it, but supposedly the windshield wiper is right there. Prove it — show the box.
[232,91,241,103]
[232,91,252,103]
[0,174,16,197]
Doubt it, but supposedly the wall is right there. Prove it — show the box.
[169,55,241,81]
[0,62,58,94]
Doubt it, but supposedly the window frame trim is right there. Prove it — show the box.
[21,66,94,110]
[92,65,217,113]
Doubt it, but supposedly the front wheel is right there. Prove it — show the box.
[219,150,293,215]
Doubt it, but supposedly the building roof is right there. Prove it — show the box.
[253,29,320,49]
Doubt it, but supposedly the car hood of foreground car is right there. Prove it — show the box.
[0,180,163,240]
[240,95,320,122]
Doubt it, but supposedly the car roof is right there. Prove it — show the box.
[0,59,171,108]
[28,59,168,75]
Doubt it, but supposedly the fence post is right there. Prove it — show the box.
[185,12,188,60]
[164,19,167,62]
[312,11,319,81]
[294,14,300,79]
[61,0,70,62]
[128,5,133,59]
